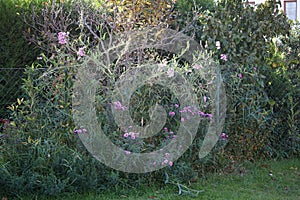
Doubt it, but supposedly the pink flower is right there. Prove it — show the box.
[199,111,205,116]
[174,104,179,108]
[165,153,170,158]
[58,32,68,44]
[254,67,257,71]
[123,133,129,138]
[203,95,207,103]
[124,150,131,155]
[238,73,243,78]
[221,133,228,141]
[193,64,201,69]
[74,129,87,134]
[169,161,173,166]
[220,54,227,61]
[164,127,168,132]
[181,117,185,122]
[169,111,175,117]
[77,47,85,57]
[113,101,126,110]
[205,113,213,119]
[130,133,136,140]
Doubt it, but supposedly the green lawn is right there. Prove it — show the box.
[24,158,300,200]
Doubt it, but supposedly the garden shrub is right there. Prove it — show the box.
[1,0,218,197]
[1,0,299,198]
[199,0,297,162]
[0,0,40,117]
[264,23,300,157]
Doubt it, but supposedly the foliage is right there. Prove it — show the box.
[1,0,299,198]
[200,0,290,66]
[1,0,219,197]
[264,23,300,157]
[0,0,40,117]
[198,0,299,161]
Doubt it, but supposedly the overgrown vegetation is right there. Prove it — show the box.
[0,0,299,198]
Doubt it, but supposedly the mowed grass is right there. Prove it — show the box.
[24,158,300,200]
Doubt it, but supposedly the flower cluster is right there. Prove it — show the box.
[220,54,227,61]
[162,127,176,141]
[220,132,228,141]
[178,105,213,121]
[74,128,87,135]
[112,101,127,110]
[57,31,68,44]
[162,152,173,166]
[123,131,139,140]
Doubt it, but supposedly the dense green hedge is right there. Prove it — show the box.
[0,0,40,117]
